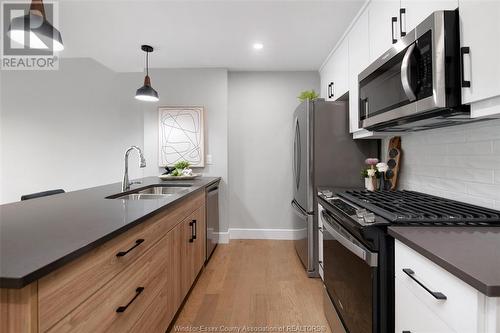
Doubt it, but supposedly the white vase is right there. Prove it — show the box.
[365,177,375,191]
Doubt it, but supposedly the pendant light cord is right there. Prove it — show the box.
[146,51,149,77]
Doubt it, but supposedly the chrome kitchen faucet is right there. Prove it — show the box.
[122,146,146,192]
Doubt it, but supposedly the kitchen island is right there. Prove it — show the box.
[0,176,220,333]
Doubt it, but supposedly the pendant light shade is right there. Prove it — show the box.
[7,0,64,51]
[135,45,159,102]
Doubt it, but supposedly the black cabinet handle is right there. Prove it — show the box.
[400,8,406,37]
[402,331,411,333]
[116,287,144,313]
[116,239,144,257]
[461,47,471,88]
[391,17,398,44]
[193,219,197,240]
[402,268,447,300]
[189,220,197,242]
[327,82,334,99]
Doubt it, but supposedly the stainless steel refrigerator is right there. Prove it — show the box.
[291,99,379,276]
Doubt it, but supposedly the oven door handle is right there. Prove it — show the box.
[322,215,378,267]
[401,43,417,102]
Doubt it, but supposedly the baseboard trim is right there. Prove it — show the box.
[215,228,301,243]
[231,228,301,240]
[216,231,230,244]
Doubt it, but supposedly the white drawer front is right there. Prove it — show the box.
[395,240,484,333]
[396,277,456,333]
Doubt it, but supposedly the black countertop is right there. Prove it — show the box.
[389,226,500,297]
[0,176,220,288]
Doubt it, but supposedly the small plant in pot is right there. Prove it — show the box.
[297,90,319,102]
[165,161,192,177]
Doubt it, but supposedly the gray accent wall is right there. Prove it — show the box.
[126,68,229,233]
[227,71,319,230]
[1,61,318,234]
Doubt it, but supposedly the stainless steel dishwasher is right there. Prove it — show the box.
[206,182,219,261]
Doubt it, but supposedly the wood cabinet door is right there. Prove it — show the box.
[130,222,184,333]
[191,206,206,279]
[181,205,206,296]
[47,234,170,333]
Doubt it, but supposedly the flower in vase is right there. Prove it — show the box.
[376,162,388,173]
[367,168,376,177]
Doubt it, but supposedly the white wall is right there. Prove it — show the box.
[227,71,319,231]
[120,68,229,232]
[387,118,500,210]
[0,58,144,204]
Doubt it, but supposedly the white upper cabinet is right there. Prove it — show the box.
[368,0,400,62]
[459,0,500,107]
[331,39,349,100]
[348,10,370,133]
[400,0,458,35]
[320,60,333,100]
[320,39,349,101]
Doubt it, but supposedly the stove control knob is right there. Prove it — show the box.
[356,209,367,218]
[363,213,376,223]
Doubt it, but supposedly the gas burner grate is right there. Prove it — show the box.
[338,190,500,226]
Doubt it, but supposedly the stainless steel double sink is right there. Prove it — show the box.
[107,184,192,200]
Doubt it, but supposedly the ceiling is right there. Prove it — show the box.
[58,0,364,72]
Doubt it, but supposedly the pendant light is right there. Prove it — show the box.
[7,0,64,51]
[135,45,159,102]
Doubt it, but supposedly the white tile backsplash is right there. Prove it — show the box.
[390,118,500,209]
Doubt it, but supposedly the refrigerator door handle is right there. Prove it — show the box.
[293,117,301,190]
[291,200,307,218]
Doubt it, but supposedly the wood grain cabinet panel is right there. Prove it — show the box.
[47,232,170,333]
[0,283,38,333]
[130,221,185,333]
[1,190,207,333]
[181,206,206,297]
[38,190,205,332]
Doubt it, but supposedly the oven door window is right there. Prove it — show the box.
[323,215,376,333]
[359,41,425,121]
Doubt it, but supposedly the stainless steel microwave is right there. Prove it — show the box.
[358,10,472,132]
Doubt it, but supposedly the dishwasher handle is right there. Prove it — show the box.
[207,184,219,195]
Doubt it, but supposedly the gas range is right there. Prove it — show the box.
[321,189,500,228]
[318,189,500,333]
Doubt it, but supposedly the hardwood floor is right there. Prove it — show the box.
[172,240,331,333]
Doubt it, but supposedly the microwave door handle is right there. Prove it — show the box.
[401,43,417,102]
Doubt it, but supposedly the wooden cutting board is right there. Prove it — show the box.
[385,137,401,190]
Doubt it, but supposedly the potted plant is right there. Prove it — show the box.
[297,90,319,102]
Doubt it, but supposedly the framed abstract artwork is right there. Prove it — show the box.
[158,106,205,167]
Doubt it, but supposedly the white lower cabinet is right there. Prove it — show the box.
[396,277,455,333]
[395,240,500,333]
